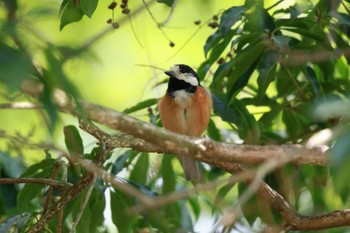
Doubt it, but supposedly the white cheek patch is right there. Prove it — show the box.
[171,65,199,86]
[177,73,199,86]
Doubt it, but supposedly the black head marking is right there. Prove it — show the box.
[165,64,200,97]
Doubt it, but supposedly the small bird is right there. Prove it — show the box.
[158,64,212,181]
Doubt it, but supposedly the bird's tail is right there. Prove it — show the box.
[182,156,201,181]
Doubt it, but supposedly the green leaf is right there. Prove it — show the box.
[276,66,300,98]
[0,44,35,90]
[188,197,201,220]
[282,110,303,138]
[226,42,265,104]
[331,129,350,202]
[110,190,135,233]
[123,98,157,114]
[231,98,260,144]
[213,182,235,210]
[111,150,135,175]
[257,51,278,99]
[157,0,174,7]
[161,156,175,194]
[70,188,105,233]
[212,94,241,126]
[59,0,84,30]
[203,30,222,58]
[210,60,234,89]
[79,0,98,18]
[207,119,221,141]
[219,6,247,35]
[20,158,55,178]
[304,66,324,98]
[17,184,45,212]
[129,153,149,184]
[64,125,84,155]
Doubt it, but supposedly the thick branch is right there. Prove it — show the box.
[75,102,328,167]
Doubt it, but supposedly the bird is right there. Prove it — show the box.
[158,64,212,181]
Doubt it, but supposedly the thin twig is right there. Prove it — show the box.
[69,176,97,233]
[0,178,72,189]
[141,0,172,43]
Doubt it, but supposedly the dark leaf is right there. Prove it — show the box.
[111,150,135,175]
[60,0,84,30]
[257,51,278,99]
[157,0,174,7]
[79,0,98,18]
[204,30,222,58]
[304,66,324,98]
[227,43,265,104]
[210,60,234,89]
[212,94,241,126]
[219,6,247,35]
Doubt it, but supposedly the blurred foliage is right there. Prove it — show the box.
[1,0,350,232]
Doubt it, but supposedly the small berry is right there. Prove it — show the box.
[108,2,117,9]
[120,3,126,8]
[112,22,119,29]
[122,0,128,3]
[194,20,201,25]
[169,41,175,47]
[122,8,130,14]
[212,15,219,21]
[107,18,113,24]
[208,22,218,29]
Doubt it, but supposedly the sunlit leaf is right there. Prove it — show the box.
[64,125,84,155]
[19,158,55,178]
[207,119,221,141]
[161,155,175,194]
[331,129,350,202]
[123,98,157,114]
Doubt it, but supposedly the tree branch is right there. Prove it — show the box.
[0,178,71,189]
[75,102,329,167]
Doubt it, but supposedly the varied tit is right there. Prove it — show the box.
[158,64,212,181]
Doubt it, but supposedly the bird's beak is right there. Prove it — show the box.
[164,70,175,77]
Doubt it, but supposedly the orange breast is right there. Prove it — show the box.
[158,87,212,137]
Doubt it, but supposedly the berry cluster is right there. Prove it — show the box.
[106,0,131,29]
